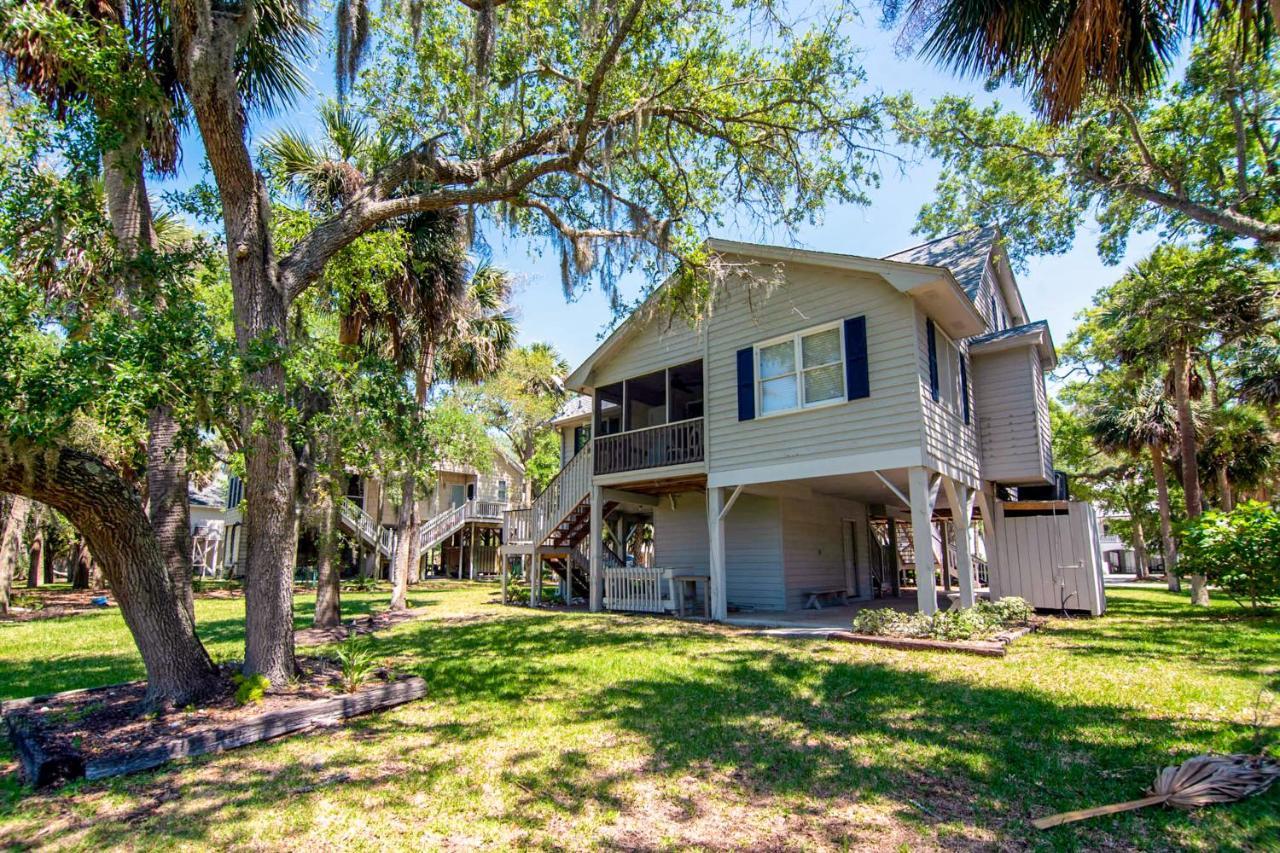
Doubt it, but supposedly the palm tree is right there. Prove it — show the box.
[262,102,392,628]
[1087,384,1184,590]
[887,0,1274,122]
[1199,404,1278,507]
[368,209,516,611]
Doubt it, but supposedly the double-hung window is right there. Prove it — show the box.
[935,328,962,411]
[756,324,845,416]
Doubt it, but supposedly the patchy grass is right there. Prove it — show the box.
[0,584,1276,850]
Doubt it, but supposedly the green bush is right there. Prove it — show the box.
[505,584,564,606]
[334,637,379,693]
[1180,500,1280,609]
[852,596,1033,641]
[232,673,270,706]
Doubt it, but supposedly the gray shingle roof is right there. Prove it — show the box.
[882,226,999,300]
[551,394,592,424]
[967,319,1050,347]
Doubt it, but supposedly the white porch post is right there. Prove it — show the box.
[589,484,603,612]
[909,466,941,615]
[707,486,728,621]
[975,489,998,595]
[942,477,977,608]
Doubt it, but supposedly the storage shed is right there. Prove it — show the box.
[990,499,1106,616]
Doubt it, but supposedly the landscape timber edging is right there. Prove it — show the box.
[5,675,427,788]
[824,623,1038,657]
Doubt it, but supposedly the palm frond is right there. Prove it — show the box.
[237,0,318,115]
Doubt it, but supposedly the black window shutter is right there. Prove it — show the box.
[736,347,755,421]
[843,316,869,400]
[926,318,940,402]
[960,354,971,424]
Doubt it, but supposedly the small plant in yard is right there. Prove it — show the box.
[232,673,270,706]
[334,637,379,693]
[9,593,43,611]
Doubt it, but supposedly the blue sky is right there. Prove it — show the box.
[170,7,1161,381]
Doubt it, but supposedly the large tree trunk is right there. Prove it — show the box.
[0,439,219,706]
[313,440,343,628]
[388,471,416,611]
[1171,345,1209,605]
[175,8,298,682]
[0,496,32,613]
[71,540,90,589]
[102,132,198,627]
[1149,444,1180,593]
[1216,465,1235,512]
[147,406,194,622]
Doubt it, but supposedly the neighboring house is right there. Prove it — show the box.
[188,471,241,577]
[331,444,526,579]
[190,445,525,580]
[504,228,1106,617]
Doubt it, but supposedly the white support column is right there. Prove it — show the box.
[501,555,510,604]
[975,488,998,595]
[707,487,728,621]
[909,466,941,615]
[589,484,603,612]
[942,477,977,608]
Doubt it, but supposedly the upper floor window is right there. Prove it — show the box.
[497,479,508,502]
[573,424,591,454]
[935,327,963,411]
[757,323,845,416]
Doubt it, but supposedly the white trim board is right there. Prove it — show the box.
[708,446,923,489]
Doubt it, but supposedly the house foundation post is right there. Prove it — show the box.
[909,466,941,615]
[975,489,998,595]
[707,487,728,621]
[589,484,603,612]
[943,477,977,608]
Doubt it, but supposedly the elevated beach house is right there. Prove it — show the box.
[503,228,1104,619]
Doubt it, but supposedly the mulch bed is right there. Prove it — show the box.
[1,588,115,622]
[824,620,1044,657]
[3,660,426,789]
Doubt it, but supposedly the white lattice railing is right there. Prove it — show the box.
[503,506,533,546]
[603,566,666,613]
[417,499,506,552]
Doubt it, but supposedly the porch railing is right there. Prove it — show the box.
[503,506,533,546]
[603,566,666,613]
[593,417,704,476]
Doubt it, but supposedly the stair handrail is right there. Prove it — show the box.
[340,498,378,546]
[417,498,511,551]
[531,444,593,547]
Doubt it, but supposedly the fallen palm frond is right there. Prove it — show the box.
[1032,753,1280,830]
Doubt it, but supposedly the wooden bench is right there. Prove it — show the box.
[803,588,849,610]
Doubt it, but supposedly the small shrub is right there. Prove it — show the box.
[232,673,270,706]
[980,596,1034,625]
[10,593,43,611]
[334,637,379,693]
[1180,500,1280,609]
[852,596,1033,642]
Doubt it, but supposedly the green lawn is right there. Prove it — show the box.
[0,584,1276,851]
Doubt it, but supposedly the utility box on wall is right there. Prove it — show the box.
[989,499,1106,616]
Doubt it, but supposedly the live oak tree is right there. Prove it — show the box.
[890,26,1280,262]
[163,0,881,681]
[0,107,231,704]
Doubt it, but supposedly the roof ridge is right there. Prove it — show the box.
[881,225,994,260]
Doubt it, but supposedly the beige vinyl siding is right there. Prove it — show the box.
[780,496,869,608]
[915,307,982,485]
[970,347,1052,483]
[587,311,705,388]
[653,491,785,611]
[705,261,925,477]
[421,455,524,520]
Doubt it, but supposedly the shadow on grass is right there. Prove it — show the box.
[4,598,1278,849]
